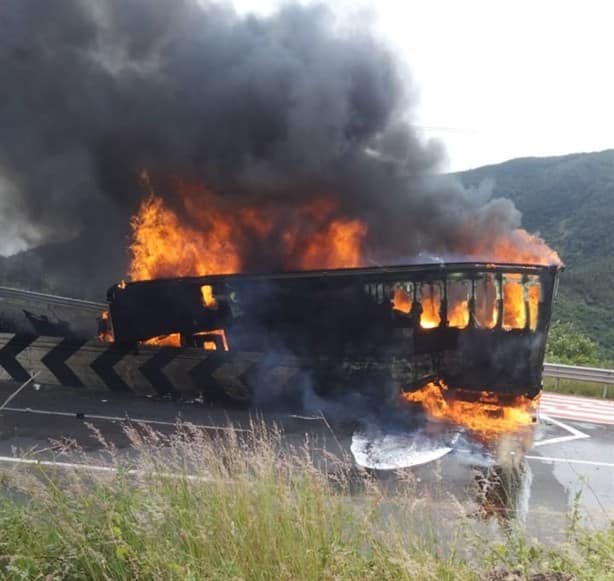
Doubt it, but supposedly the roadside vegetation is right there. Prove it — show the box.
[545,320,604,368]
[545,320,614,399]
[542,377,614,400]
[1,422,613,580]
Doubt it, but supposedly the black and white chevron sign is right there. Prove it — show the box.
[0,333,301,403]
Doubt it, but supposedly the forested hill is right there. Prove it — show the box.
[457,149,614,358]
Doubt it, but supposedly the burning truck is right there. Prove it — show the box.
[106,262,561,401]
[99,188,563,421]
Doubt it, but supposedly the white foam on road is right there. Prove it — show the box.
[351,428,454,470]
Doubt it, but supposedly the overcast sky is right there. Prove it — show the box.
[233,0,614,171]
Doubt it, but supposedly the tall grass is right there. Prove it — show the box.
[1,421,613,580]
[543,377,614,400]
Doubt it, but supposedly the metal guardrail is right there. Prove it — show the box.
[0,286,105,312]
[544,362,614,398]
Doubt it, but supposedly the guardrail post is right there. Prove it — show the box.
[544,363,614,399]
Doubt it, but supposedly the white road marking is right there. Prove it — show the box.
[0,372,40,410]
[538,409,614,425]
[0,405,249,432]
[542,392,614,406]
[533,414,590,448]
[539,392,614,425]
[526,455,614,468]
[289,414,327,421]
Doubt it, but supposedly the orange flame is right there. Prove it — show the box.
[502,274,526,330]
[98,310,114,342]
[127,174,562,284]
[143,333,181,347]
[447,299,469,328]
[420,284,442,329]
[194,329,229,351]
[201,285,217,309]
[461,223,562,267]
[447,281,470,328]
[528,283,540,331]
[403,380,537,439]
[297,219,367,270]
[142,329,229,351]
[475,275,498,329]
[392,286,412,314]
[390,273,540,332]
[128,179,368,281]
[489,229,562,266]
[128,193,242,281]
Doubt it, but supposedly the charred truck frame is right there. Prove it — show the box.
[106,262,561,401]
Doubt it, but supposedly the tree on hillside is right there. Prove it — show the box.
[546,320,602,366]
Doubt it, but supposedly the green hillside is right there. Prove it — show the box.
[458,149,614,359]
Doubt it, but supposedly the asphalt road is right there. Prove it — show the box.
[1,379,613,539]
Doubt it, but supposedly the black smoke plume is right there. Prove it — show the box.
[0,0,523,296]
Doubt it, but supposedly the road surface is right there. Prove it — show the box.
[1,380,613,538]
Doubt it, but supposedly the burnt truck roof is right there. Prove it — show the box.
[107,261,562,299]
